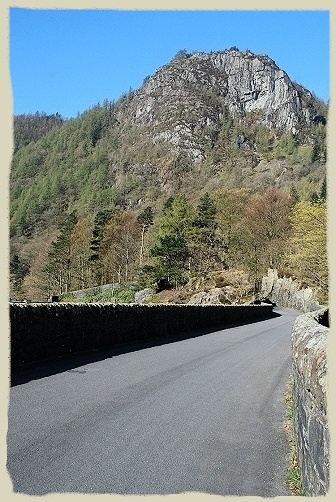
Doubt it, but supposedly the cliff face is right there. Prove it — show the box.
[117,49,323,162]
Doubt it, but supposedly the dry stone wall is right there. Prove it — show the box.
[10,302,273,368]
[291,308,329,495]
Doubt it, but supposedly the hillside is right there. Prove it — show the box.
[10,48,328,301]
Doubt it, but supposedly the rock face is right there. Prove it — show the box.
[119,48,323,162]
[261,269,322,312]
[134,288,155,304]
[187,288,231,305]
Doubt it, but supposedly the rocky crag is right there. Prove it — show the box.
[261,269,323,312]
[118,48,326,163]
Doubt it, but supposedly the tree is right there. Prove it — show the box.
[159,194,195,241]
[10,254,30,299]
[311,124,327,163]
[150,234,189,288]
[173,49,189,61]
[193,192,217,229]
[147,195,194,287]
[45,211,78,294]
[100,210,141,284]
[213,188,251,269]
[137,207,154,267]
[89,209,114,283]
[274,132,297,158]
[70,216,93,290]
[191,192,219,273]
[243,188,293,282]
[287,201,328,302]
[290,185,300,203]
[310,192,320,204]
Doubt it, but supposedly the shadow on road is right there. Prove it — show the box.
[10,311,282,387]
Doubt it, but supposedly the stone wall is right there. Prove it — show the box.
[261,269,322,312]
[291,308,329,495]
[10,303,273,368]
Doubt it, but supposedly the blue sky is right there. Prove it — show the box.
[9,9,330,119]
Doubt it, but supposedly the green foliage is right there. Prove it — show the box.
[213,188,251,269]
[274,132,297,158]
[45,211,78,295]
[138,207,154,267]
[137,206,154,228]
[290,185,300,203]
[255,125,274,159]
[151,234,189,287]
[193,192,217,228]
[172,49,190,61]
[13,111,65,152]
[10,254,30,297]
[287,200,328,302]
[160,194,195,240]
[90,209,114,261]
[311,124,327,163]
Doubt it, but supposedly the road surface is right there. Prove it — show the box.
[7,307,298,496]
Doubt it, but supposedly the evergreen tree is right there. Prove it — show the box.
[193,192,217,229]
[192,192,219,272]
[10,254,30,298]
[311,141,321,162]
[159,194,194,241]
[137,207,154,267]
[148,195,194,287]
[45,211,78,294]
[89,209,114,283]
[150,234,189,287]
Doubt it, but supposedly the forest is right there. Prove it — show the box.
[9,63,328,305]
[10,183,328,305]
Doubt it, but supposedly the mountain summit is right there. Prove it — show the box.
[116,48,325,162]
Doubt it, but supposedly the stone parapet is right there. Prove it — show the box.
[10,303,273,368]
[291,308,329,495]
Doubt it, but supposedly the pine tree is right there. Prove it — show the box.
[137,207,154,267]
[45,211,78,294]
[150,234,189,288]
[192,193,219,272]
[193,192,217,229]
[10,254,30,298]
[89,209,114,283]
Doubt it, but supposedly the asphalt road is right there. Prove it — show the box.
[7,307,298,496]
